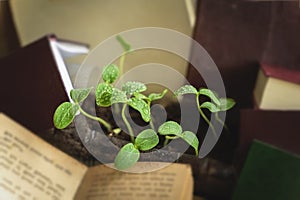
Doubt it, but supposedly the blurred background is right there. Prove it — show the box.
[1,0,299,199]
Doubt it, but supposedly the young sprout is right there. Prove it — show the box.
[175,85,236,137]
[52,36,236,170]
[53,87,115,133]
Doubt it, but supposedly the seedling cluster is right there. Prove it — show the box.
[53,36,235,170]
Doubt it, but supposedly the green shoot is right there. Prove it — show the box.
[53,36,236,171]
[175,85,236,137]
[158,121,199,155]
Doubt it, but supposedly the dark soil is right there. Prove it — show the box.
[37,95,238,200]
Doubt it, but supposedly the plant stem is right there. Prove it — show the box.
[163,136,180,146]
[215,112,229,132]
[166,135,180,140]
[78,105,112,132]
[196,93,217,138]
[119,52,126,78]
[121,104,135,143]
[150,119,155,131]
[163,138,169,146]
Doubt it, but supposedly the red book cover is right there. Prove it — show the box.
[260,63,300,85]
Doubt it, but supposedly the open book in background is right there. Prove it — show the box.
[253,63,300,110]
[0,113,194,200]
[232,140,300,200]
[0,35,89,132]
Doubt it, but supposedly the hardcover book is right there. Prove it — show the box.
[233,140,300,200]
[237,109,300,169]
[0,35,88,132]
[253,63,300,110]
[0,113,194,200]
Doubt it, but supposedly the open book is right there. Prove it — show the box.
[0,113,193,200]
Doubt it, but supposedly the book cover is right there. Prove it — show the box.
[186,0,272,109]
[253,63,300,110]
[0,35,88,132]
[232,140,300,200]
[237,109,300,169]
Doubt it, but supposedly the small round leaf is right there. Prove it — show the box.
[122,81,147,96]
[102,64,119,84]
[111,88,128,104]
[114,143,140,170]
[175,85,197,96]
[219,98,236,111]
[200,102,220,113]
[158,121,182,136]
[199,88,221,106]
[128,97,151,122]
[181,131,199,155]
[135,129,159,151]
[95,83,113,107]
[148,89,168,101]
[70,87,92,103]
[53,102,79,129]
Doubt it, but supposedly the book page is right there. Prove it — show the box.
[0,113,88,200]
[75,162,193,200]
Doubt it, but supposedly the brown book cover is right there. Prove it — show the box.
[237,109,300,169]
[0,35,88,132]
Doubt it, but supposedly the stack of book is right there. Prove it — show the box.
[234,2,300,197]
[238,63,300,163]
[238,63,300,165]
[235,64,300,198]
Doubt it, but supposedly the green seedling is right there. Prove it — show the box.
[53,35,235,170]
[53,87,115,133]
[175,85,236,136]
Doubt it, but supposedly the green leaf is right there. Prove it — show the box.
[114,143,140,170]
[128,97,151,122]
[135,129,159,151]
[148,89,168,101]
[102,64,119,84]
[95,83,113,107]
[198,88,221,106]
[181,131,199,155]
[116,35,131,52]
[219,98,236,111]
[133,92,149,100]
[53,102,79,129]
[200,102,220,113]
[111,88,128,104]
[174,85,197,96]
[70,87,92,103]
[158,121,182,136]
[122,81,147,96]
